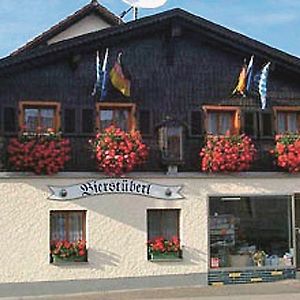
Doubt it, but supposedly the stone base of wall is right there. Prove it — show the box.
[209,267,296,285]
[0,273,207,298]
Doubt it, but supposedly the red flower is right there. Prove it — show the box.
[90,125,149,176]
[199,134,256,172]
[271,133,300,172]
[8,130,71,175]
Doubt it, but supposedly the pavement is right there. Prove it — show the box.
[3,279,300,300]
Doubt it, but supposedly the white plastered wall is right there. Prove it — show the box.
[48,14,111,45]
[0,174,299,283]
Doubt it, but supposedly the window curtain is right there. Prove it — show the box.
[40,109,54,130]
[24,109,38,131]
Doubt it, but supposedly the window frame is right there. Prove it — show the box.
[96,102,136,132]
[19,101,61,132]
[203,105,241,135]
[49,210,87,263]
[273,106,300,134]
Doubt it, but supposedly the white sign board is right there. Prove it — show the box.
[48,179,183,201]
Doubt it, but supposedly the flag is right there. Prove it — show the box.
[91,48,109,100]
[110,52,131,97]
[232,59,247,96]
[254,62,271,110]
[246,55,254,93]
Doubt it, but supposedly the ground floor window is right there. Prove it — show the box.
[147,209,182,260]
[209,196,293,269]
[50,210,87,263]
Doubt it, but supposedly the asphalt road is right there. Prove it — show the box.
[3,279,300,300]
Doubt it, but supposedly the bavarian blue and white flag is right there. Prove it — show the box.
[91,48,109,100]
[246,55,254,93]
[254,62,271,110]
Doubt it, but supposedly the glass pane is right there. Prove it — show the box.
[287,113,297,133]
[69,212,83,242]
[148,210,179,240]
[50,213,66,241]
[277,112,286,133]
[114,110,129,131]
[209,196,291,269]
[41,109,55,130]
[207,112,218,134]
[24,108,38,131]
[219,112,232,134]
[100,110,113,130]
[167,127,182,160]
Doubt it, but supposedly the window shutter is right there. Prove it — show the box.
[4,107,16,132]
[244,112,257,136]
[82,109,94,133]
[64,108,76,133]
[261,112,273,137]
[139,110,151,135]
[190,110,202,136]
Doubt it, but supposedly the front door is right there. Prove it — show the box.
[294,194,300,269]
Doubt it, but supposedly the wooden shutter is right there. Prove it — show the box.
[82,109,94,133]
[64,108,76,133]
[4,107,16,132]
[139,110,151,135]
[190,110,202,136]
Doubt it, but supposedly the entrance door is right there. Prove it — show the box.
[294,194,300,269]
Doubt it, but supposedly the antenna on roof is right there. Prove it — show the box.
[120,0,167,20]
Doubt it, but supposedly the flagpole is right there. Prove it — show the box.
[133,6,138,20]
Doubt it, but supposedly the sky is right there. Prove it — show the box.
[0,0,299,58]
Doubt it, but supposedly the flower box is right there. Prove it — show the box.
[52,254,87,264]
[147,236,182,261]
[50,240,87,264]
[149,251,182,261]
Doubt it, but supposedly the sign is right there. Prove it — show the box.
[48,179,183,201]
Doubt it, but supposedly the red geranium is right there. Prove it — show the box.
[271,134,300,172]
[50,239,87,259]
[147,236,181,254]
[7,128,71,175]
[199,134,256,172]
[90,125,149,176]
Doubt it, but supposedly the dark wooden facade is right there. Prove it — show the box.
[1,9,300,172]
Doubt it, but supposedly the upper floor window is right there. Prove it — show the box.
[19,101,61,132]
[96,103,136,132]
[203,105,241,135]
[274,106,300,134]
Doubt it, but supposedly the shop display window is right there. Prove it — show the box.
[209,196,293,269]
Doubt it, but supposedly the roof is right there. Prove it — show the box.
[2,8,300,75]
[10,0,122,56]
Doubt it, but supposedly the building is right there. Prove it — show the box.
[1,0,300,296]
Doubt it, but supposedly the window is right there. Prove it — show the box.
[273,107,300,134]
[96,103,136,132]
[50,210,87,262]
[147,209,181,260]
[203,106,241,135]
[19,101,60,132]
[209,196,292,269]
